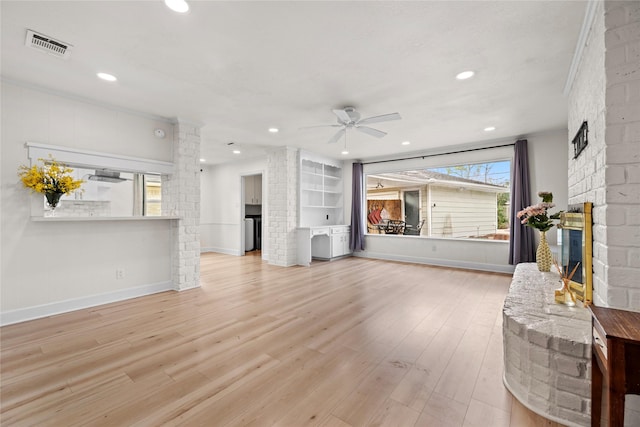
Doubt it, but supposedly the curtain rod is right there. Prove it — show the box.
[362,142,516,165]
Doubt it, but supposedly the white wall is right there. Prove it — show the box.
[200,156,267,257]
[528,130,570,246]
[1,81,175,324]
[350,130,569,273]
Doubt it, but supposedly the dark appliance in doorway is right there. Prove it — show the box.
[245,214,262,250]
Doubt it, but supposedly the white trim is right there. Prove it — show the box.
[26,142,174,175]
[0,281,174,326]
[503,373,586,427]
[563,1,600,96]
[353,251,515,274]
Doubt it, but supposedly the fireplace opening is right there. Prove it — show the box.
[558,202,593,305]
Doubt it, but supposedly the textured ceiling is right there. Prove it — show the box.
[1,1,587,165]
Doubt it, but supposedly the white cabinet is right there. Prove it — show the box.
[244,175,262,205]
[331,226,350,258]
[299,153,343,227]
[297,225,351,266]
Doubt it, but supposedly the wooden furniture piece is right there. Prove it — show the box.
[590,305,640,427]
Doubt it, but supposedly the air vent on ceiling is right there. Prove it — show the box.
[25,29,73,59]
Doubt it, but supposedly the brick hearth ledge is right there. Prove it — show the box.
[503,263,591,427]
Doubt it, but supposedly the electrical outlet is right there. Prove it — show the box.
[116,268,125,280]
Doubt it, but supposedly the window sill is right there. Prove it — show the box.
[366,234,512,243]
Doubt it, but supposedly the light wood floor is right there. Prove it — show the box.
[1,253,565,426]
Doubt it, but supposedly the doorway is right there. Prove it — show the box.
[404,190,420,229]
[242,173,263,255]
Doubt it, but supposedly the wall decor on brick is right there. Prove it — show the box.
[572,121,588,159]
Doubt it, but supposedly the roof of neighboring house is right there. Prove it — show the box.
[368,170,508,192]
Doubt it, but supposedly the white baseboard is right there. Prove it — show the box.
[200,247,242,256]
[353,251,515,274]
[0,281,174,326]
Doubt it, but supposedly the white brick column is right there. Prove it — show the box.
[267,147,299,267]
[603,0,640,310]
[163,120,201,290]
[567,4,640,421]
[568,1,640,312]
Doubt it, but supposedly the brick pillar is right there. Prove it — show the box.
[163,120,201,290]
[267,147,299,267]
[603,0,640,311]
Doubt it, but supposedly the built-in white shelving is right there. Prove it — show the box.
[299,152,343,227]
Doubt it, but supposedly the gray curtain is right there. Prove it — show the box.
[349,162,365,251]
[509,139,536,264]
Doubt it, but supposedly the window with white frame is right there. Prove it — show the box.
[365,160,511,240]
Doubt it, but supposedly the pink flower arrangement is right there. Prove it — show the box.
[516,192,562,232]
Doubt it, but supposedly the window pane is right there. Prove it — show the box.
[366,160,510,240]
[144,176,162,216]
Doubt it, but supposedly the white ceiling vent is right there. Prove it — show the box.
[25,29,73,59]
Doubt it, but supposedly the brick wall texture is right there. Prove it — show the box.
[568,0,640,312]
[163,121,201,290]
[267,147,299,267]
[503,264,592,426]
[568,1,640,423]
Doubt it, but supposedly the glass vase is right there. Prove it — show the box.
[44,191,63,217]
[536,230,552,272]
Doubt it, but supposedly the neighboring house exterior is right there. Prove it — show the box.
[367,170,508,238]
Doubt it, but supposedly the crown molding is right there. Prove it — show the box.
[563,1,600,96]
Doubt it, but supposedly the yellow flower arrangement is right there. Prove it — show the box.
[18,156,83,196]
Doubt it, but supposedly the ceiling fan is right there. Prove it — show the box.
[303,107,401,144]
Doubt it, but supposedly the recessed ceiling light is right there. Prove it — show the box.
[268,127,279,133]
[456,70,475,80]
[484,126,496,132]
[233,150,241,154]
[401,141,411,145]
[97,72,117,82]
[341,150,349,155]
[165,0,189,13]
[199,158,206,162]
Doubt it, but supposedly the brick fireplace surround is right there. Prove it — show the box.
[503,263,592,427]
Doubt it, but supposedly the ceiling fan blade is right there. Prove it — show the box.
[298,124,342,130]
[328,128,346,144]
[356,126,386,138]
[332,109,352,123]
[357,112,402,126]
